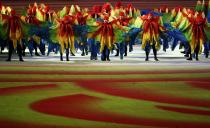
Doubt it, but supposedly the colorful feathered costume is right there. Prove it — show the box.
[86,5,102,60]
[88,15,128,61]
[74,11,89,56]
[22,8,41,56]
[1,10,26,61]
[50,15,77,61]
[188,12,208,60]
[91,16,127,51]
[171,3,208,60]
[6,10,24,49]
[134,13,166,61]
[113,11,132,59]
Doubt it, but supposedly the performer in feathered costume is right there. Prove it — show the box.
[114,11,132,59]
[87,5,102,60]
[111,2,126,58]
[171,1,208,61]
[1,10,25,61]
[141,9,169,52]
[158,5,171,51]
[47,5,69,56]
[133,12,166,61]
[190,0,208,59]
[50,15,77,61]
[74,11,89,56]
[32,3,56,56]
[67,5,82,56]
[187,11,208,60]
[22,7,41,56]
[88,15,128,61]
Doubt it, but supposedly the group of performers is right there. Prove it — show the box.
[0,0,210,61]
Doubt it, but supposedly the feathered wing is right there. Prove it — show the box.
[36,9,44,21]
[170,12,192,50]
[70,5,80,15]
[58,6,68,18]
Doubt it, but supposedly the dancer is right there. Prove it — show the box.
[87,5,102,60]
[114,11,132,59]
[172,6,208,61]
[2,10,25,61]
[187,11,208,60]
[22,7,41,56]
[134,12,166,61]
[50,15,77,61]
[88,15,128,61]
[74,11,89,56]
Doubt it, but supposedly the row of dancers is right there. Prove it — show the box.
[0,1,210,61]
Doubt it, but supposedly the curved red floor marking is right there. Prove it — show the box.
[0,84,58,95]
[30,94,210,128]
[156,105,210,116]
[0,69,210,75]
[188,82,210,90]
[76,81,210,108]
[0,118,77,128]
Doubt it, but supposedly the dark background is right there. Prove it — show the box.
[1,0,200,15]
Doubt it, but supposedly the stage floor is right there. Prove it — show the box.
[0,45,210,128]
